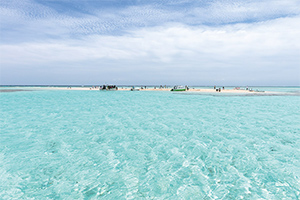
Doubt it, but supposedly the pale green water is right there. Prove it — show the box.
[1,88,300,199]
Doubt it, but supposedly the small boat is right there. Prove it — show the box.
[171,85,186,91]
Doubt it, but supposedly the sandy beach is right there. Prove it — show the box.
[31,86,278,94]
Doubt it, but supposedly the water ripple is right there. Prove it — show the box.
[1,90,299,199]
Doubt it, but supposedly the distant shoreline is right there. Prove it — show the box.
[0,86,290,95]
[1,85,299,87]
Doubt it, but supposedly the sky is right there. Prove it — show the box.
[0,0,300,86]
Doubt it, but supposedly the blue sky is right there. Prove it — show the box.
[1,0,300,85]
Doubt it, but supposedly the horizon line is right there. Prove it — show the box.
[1,85,299,87]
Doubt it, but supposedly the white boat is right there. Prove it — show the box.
[171,85,186,91]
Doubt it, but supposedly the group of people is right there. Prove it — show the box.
[214,86,225,92]
[100,85,118,90]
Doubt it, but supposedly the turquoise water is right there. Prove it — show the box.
[1,88,300,199]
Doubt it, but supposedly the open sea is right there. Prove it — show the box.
[1,87,299,199]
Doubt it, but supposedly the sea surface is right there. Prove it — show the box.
[1,87,300,199]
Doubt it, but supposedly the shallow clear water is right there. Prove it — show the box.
[1,88,300,199]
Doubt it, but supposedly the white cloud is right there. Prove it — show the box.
[2,16,299,62]
[1,0,300,39]
[1,15,299,85]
